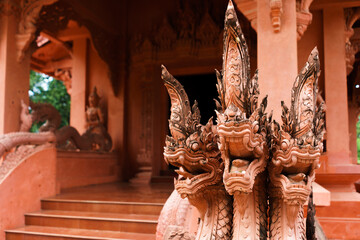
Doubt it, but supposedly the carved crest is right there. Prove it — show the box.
[162,65,201,142]
[216,0,251,114]
[273,47,325,152]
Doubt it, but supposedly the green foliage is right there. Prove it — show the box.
[357,116,360,164]
[29,70,70,132]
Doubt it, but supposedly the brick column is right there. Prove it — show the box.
[0,12,30,134]
[323,7,352,167]
[257,0,298,122]
[70,38,88,134]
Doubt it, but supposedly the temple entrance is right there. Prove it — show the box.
[175,73,218,125]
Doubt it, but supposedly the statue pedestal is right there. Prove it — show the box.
[57,150,119,191]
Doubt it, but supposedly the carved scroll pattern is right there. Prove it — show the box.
[224,39,244,110]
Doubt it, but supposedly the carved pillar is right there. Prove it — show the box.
[0,0,30,134]
[257,0,298,122]
[70,37,87,134]
[323,7,352,168]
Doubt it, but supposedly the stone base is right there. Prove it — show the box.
[129,166,152,185]
[57,150,119,191]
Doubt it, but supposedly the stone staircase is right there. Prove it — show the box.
[316,191,360,240]
[5,183,173,240]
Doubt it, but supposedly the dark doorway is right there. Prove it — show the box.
[175,73,218,125]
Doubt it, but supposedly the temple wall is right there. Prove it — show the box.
[86,44,125,180]
[0,147,56,240]
[57,150,119,190]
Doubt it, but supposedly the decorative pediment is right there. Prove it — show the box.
[153,18,177,52]
[131,0,225,59]
[197,11,220,47]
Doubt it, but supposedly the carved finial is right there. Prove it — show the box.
[290,47,322,146]
[220,0,251,114]
[162,65,200,141]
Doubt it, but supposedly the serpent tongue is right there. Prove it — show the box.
[230,159,250,173]
[175,169,194,179]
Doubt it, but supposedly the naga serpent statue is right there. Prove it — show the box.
[269,48,325,240]
[30,101,112,151]
[158,1,325,239]
[162,65,232,240]
[215,1,270,239]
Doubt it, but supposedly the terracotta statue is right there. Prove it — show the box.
[30,101,112,152]
[83,86,112,151]
[268,47,325,240]
[162,65,232,240]
[215,2,271,239]
[159,1,325,239]
[85,87,104,131]
[30,101,62,132]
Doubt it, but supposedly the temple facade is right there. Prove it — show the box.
[0,0,360,239]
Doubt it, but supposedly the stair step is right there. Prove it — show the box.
[25,210,158,234]
[6,226,155,240]
[316,201,360,218]
[317,216,360,240]
[42,198,164,215]
[316,192,360,218]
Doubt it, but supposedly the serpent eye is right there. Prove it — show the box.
[171,112,181,121]
[191,142,199,151]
